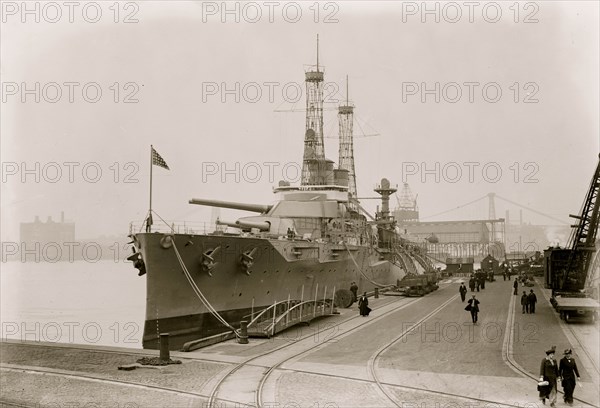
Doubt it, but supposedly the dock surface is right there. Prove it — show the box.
[2,278,599,407]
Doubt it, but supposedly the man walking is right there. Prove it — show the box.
[539,346,560,406]
[466,294,480,324]
[513,278,519,295]
[469,277,475,292]
[528,289,538,313]
[459,282,467,302]
[521,291,529,313]
[559,349,580,406]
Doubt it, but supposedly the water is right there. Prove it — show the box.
[1,260,146,349]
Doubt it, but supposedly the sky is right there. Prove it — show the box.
[1,0,599,242]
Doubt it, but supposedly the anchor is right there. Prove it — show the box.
[240,248,258,276]
[127,247,146,276]
[201,246,221,277]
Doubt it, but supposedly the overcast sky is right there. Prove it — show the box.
[1,1,598,241]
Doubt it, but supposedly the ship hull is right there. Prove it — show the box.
[135,232,406,350]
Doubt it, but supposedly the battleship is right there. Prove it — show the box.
[129,40,434,350]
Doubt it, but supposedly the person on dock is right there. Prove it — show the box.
[513,278,519,295]
[358,292,370,316]
[466,294,480,324]
[459,282,467,302]
[521,291,530,313]
[559,349,580,406]
[539,346,559,407]
[350,281,358,303]
[528,289,538,314]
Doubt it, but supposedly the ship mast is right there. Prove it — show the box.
[301,35,326,185]
[338,75,358,210]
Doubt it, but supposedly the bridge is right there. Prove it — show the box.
[394,189,571,263]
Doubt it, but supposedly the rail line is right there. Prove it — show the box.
[503,289,599,408]
[254,287,537,408]
[210,294,424,406]
[565,322,600,375]
[1,282,515,408]
[7,279,595,407]
[366,294,459,407]
[0,295,420,408]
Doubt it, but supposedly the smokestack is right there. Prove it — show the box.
[61,211,64,223]
[505,210,509,226]
[519,210,523,225]
[35,215,40,223]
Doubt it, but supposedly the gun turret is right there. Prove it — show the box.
[189,198,272,214]
[217,219,271,232]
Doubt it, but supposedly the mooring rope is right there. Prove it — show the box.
[344,242,388,287]
[171,240,239,337]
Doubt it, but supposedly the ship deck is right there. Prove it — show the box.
[2,278,599,407]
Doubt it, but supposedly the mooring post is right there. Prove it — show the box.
[159,333,170,361]
[374,287,379,299]
[238,320,249,344]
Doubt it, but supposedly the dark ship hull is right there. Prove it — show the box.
[132,39,433,350]
[137,232,407,350]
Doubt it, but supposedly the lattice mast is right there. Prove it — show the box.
[301,35,326,185]
[338,75,357,208]
[398,183,418,211]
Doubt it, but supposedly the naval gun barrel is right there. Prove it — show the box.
[217,219,271,231]
[189,198,272,214]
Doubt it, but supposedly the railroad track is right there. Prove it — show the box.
[251,287,538,408]
[7,279,590,408]
[503,289,599,408]
[565,321,600,375]
[210,294,425,406]
[0,295,422,408]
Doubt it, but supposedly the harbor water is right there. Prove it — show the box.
[1,260,145,349]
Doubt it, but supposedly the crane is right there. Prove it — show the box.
[547,154,600,321]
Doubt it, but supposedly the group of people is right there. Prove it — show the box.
[539,346,581,406]
[520,289,538,313]
[468,273,486,292]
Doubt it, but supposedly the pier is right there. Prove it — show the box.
[2,277,598,407]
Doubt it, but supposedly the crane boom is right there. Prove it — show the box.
[559,154,600,292]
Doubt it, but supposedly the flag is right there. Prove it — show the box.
[152,147,170,170]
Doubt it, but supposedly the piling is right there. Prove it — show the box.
[238,321,249,344]
[159,333,170,361]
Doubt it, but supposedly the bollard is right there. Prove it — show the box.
[238,320,249,344]
[374,287,379,299]
[159,333,170,362]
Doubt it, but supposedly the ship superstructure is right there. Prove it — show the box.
[129,39,430,350]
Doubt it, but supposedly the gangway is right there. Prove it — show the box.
[395,249,417,275]
[413,251,436,273]
[245,298,337,338]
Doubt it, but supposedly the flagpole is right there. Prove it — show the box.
[149,144,153,232]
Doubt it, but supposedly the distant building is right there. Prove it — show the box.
[398,219,506,261]
[445,257,474,275]
[20,212,75,247]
